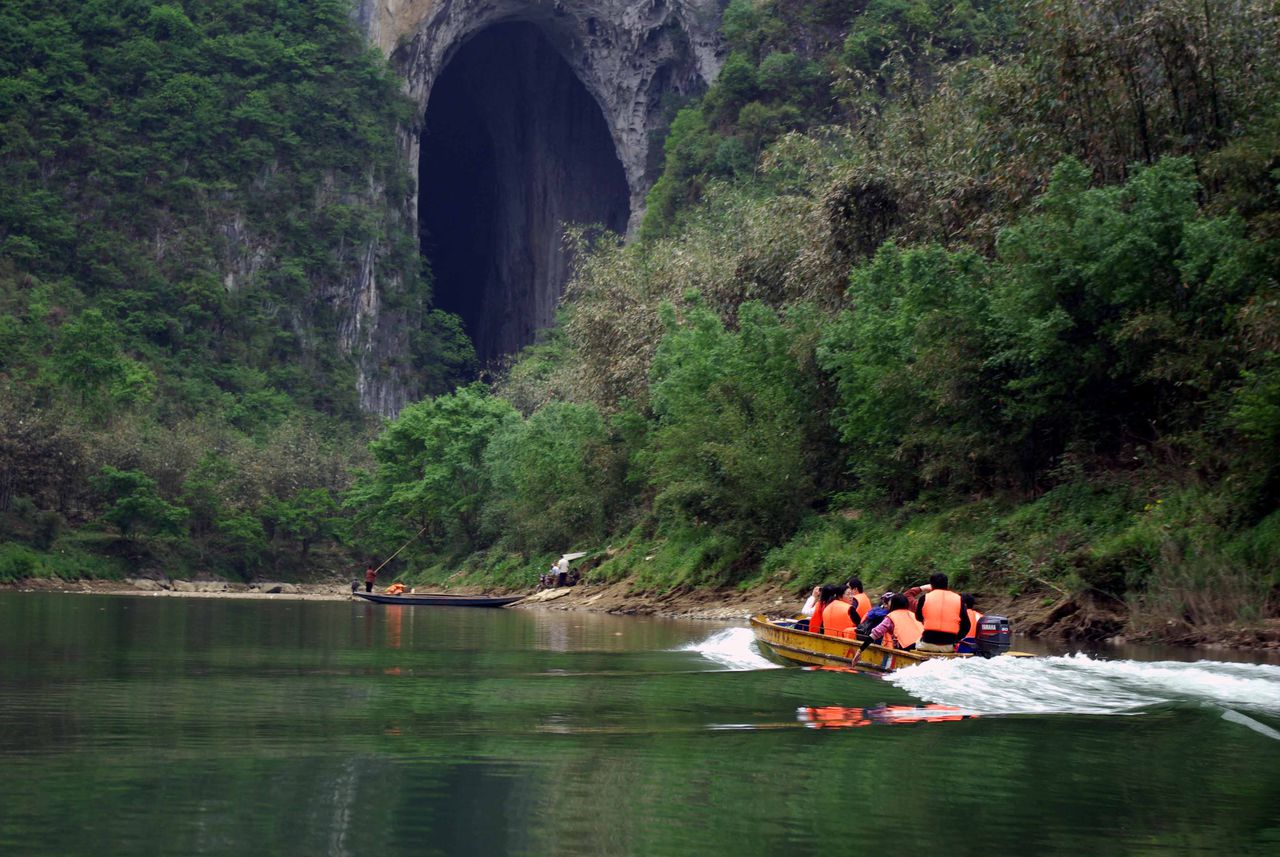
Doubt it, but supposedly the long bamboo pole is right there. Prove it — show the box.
[372,526,427,575]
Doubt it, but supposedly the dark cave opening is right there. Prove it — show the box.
[419,22,631,366]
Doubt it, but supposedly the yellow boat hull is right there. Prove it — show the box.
[750,614,1029,673]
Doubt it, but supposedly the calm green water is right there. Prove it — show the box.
[2,593,1279,856]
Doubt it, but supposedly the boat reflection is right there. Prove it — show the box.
[797,704,977,729]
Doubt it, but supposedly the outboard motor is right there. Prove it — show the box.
[974,615,1012,658]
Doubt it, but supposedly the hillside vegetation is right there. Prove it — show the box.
[0,0,472,581]
[358,0,1280,640]
[3,0,1278,641]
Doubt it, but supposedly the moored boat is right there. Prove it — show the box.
[750,614,1029,673]
[355,592,524,607]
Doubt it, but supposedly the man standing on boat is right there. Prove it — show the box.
[914,573,970,653]
[364,563,377,593]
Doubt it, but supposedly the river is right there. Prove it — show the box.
[2,592,1278,855]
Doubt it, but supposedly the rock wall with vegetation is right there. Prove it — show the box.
[3,0,1278,643]
[354,0,1280,642]
[0,0,475,581]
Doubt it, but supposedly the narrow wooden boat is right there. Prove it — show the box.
[355,592,524,607]
[750,614,1029,673]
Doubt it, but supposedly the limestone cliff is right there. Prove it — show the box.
[344,0,726,410]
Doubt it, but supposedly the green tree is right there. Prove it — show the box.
[345,385,518,553]
[92,466,187,539]
[645,300,829,553]
[482,402,615,553]
[818,243,1001,499]
[264,487,339,559]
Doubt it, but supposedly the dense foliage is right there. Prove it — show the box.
[0,0,473,580]
[350,0,1280,638]
[4,0,1277,639]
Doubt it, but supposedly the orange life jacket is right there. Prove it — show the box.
[882,609,922,650]
[851,592,871,623]
[822,598,856,637]
[961,609,983,642]
[921,589,963,635]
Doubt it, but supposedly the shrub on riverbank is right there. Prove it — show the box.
[360,1,1280,639]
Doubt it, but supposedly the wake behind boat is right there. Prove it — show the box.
[355,592,523,607]
[751,614,1030,673]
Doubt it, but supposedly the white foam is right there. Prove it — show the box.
[679,627,782,671]
[887,652,1280,717]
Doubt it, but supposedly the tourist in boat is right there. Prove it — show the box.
[844,577,872,625]
[867,593,923,650]
[856,591,894,635]
[914,573,971,653]
[807,584,840,634]
[790,585,822,629]
[800,585,820,618]
[821,584,858,638]
[955,594,983,653]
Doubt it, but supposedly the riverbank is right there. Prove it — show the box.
[515,580,1280,651]
[7,576,1279,651]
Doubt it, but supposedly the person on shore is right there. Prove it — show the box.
[364,563,377,593]
[914,573,970,653]
[867,593,923,650]
[845,577,872,626]
[821,584,858,638]
[956,593,984,654]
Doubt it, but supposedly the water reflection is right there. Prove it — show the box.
[2,593,1280,857]
[797,704,978,729]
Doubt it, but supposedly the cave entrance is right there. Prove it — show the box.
[419,22,631,366]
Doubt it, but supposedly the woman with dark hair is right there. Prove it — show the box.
[807,584,841,634]
[820,584,857,638]
[955,593,983,653]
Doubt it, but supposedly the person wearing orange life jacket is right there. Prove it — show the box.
[866,594,923,650]
[820,584,858,638]
[913,572,970,653]
[789,585,821,630]
[807,584,839,634]
[955,593,984,654]
[844,577,872,626]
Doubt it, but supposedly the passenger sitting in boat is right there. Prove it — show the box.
[789,585,822,630]
[806,584,839,633]
[867,593,923,650]
[820,585,858,638]
[385,582,407,596]
[955,594,984,654]
[800,585,820,619]
[914,573,971,653]
[844,577,872,626]
[856,591,894,635]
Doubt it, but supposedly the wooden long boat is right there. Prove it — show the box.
[750,614,1030,673]
[355,592,524,607]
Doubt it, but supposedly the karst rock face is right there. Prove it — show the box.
[347,0,725,410]
[359,0,723,222]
